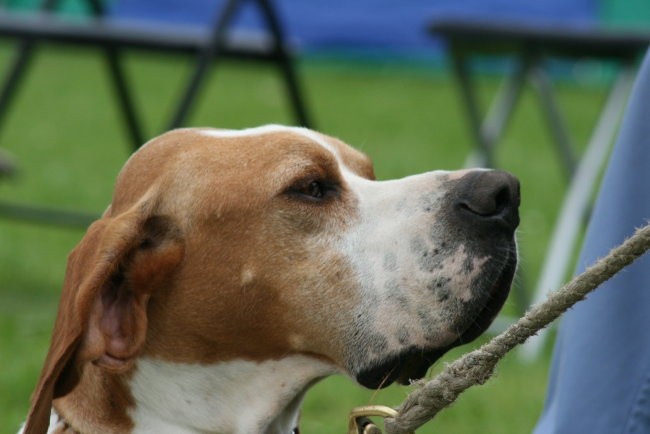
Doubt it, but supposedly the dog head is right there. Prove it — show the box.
[24,125,519,433]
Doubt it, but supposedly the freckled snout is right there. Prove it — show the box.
[454,170,520,232]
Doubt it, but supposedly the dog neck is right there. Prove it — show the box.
[129,356,336,433]
[50,355,336,434]
[53,355,336,433]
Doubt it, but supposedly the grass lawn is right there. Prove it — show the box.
[0,45,608,432]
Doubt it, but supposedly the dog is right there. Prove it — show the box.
[21,125,519,434]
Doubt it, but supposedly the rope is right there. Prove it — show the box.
[384,222,650,434]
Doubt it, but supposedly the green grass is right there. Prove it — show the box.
[0,45,608,432]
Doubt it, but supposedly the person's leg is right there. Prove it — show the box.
[534,50,650,433]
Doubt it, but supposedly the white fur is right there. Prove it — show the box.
[200,125,340,157]
[128,356,336,434]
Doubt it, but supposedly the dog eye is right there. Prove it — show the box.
[305,181,324,199]
[287,179,336,202]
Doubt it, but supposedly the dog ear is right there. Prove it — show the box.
[23,196,184,434]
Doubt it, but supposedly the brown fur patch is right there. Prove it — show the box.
[131,129,367,366]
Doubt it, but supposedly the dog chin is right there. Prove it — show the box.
[354,347,448,389]
[354,253,517,390]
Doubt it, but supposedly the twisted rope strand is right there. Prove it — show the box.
[384,223,650,434]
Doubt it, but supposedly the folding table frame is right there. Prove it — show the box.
[0,0,312,227]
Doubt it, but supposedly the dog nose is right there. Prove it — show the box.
[454,170,520,231]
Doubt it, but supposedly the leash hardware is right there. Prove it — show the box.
[347,405,413,434]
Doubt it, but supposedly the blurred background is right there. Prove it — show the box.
[1,0,649,432]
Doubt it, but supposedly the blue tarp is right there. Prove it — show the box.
[111,0,598,58]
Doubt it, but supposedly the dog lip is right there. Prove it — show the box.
[355,347,448,389]
[356,251,517,389]
[449,250,517,346]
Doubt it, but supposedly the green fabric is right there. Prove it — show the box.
[600,0,650,28]
[5,0,94,15]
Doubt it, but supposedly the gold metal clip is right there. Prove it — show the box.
[347,405,413,434]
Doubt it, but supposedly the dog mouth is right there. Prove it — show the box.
[355,252,517,389]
